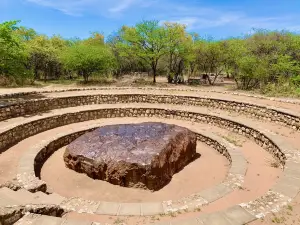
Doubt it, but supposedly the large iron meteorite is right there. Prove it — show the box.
[64,122,197,190]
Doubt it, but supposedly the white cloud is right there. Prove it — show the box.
[190,14,242,29]
[230,15,300,34]
[26,0,141,16]
[26,0,94,16]
[161,17,198,29]
[156,2,300,33]
[157,3,243,30]
[109,0,136,13]
[25,0,300,35]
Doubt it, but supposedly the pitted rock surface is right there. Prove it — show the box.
[64,122,197,190]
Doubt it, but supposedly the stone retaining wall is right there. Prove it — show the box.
[0,205,65,225]
[0,94,300,131]
[1,87,300,105]
[0,107,286,166]
[34,130,93,178]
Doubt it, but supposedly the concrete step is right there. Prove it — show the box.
[0,187,27,206]
[16,189,38,202]
[48,193,66,205]
[14,213,99,225]
[149,206,256,225]
[31,191,52,204]
[14,213,62,225]
[0,187,65,207]
[0,193,19,207]
[32,191,65,205]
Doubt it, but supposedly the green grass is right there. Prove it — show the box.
[260,82,300,98]
[113,218,125,224]
[219,133,244,147]
[271,216,286,223]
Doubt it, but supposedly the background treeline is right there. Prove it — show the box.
[1,20,300,95]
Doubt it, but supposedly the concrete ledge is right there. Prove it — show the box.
[1,87,300,105]
[1,94,300,133]
[150,205,256,225]
[0,106,286,166]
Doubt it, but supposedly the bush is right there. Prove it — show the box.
[260,79,300,97]
[61,44,116,83]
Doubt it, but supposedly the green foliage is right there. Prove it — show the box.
[0,20,118,85]
[16,26,37,41]
[291,75,300,86]
[26,35,66,80]
[61,44,115,82]
[220,30,300,91]
[195,40,226,84]
[117,20,169,82]
[0,20,31,84]
[1,19,300,96]
[107,32,146,76]
[261,76,300,97]
[163,22,191,83]
[83,32,105,46]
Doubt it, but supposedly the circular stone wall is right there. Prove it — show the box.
[63,122,197,191]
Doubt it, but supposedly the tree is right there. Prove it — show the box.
[241,30,300,88]
[184,33,200,77]
[16,26,37,41]
[196,40,226,85]
[0,20,30,83]
[26,35,66,80]
[163,22,191,83]
[107,32,146,76]
[83,32,105,46]
[61,44,115,82]
[117,20,168,83]
[222,38,247,79]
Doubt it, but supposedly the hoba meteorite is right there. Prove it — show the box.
[64,122,197,191]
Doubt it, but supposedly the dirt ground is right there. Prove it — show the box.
[42,142,228,202]
[1,80,300,225]
[41,117,282,225]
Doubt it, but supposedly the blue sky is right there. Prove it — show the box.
[1,0,300,39]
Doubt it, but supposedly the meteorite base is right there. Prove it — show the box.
[63,122,197,191]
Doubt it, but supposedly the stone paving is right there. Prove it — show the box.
[0,87,299,225]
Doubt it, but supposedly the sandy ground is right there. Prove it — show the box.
[42,142,228,202]
[1,83,299,225]
[39,117,280,225]
[62,121,281,225]
[0,113,286,225]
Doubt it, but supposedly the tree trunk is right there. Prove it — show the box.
[207,75,212,85]
[211,69,223,85]
[190,63,195,76]
[151,60,157,83]
[167,54,173,83]
[34,67,39,80]
[234,78,240,88]
[81,70,89,83]
[44,70,47,82]
[84,74,89,83]
[153,68,156,83]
